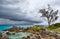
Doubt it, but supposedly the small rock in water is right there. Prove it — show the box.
[6,32,11,35]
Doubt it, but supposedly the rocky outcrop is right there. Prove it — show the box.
[0,32,2,39]
[5,31,16,35]
[22,30,60,39]
[9,26,20,32]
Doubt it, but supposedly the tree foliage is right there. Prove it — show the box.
[39,5,58,26]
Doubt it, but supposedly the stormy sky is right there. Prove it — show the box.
[0,0,60,25]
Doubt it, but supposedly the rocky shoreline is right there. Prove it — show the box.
[22,31,60,39]
[0,26,60,39]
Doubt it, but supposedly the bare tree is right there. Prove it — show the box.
[39,5,58,26]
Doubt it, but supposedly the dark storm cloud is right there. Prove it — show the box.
[0,0,19,5]
[0,0,43,25]
[0,0,47,24]
[0,18,34,25]
[0,0,59,25]
[0,6,42,23]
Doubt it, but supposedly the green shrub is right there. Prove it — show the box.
[47,23,60,30]
[30,26,44,32]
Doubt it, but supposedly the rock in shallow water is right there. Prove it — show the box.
[6,32,11,35]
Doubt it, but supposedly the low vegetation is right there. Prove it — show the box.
[47,23,60,30]
[29,25,45,32]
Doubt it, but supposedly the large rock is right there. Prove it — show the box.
[56,36,60,39]
[6,32,11,35]
[0,32,2,39]
[9,26,20,32]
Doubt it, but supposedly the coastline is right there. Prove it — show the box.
[0,25,60,39]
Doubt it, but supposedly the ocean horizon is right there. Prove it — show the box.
[0,24,48,31]
[0,25,33,31]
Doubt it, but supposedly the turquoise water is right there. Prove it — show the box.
[1,32,30,39]
[0,25,31,39]
[0,25,12,31]
[0,25,47,31]
[0,25,34,31]
[0,25,47,39]
[9,32,30,39]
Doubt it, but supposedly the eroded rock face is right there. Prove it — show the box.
[0,32,2,39]
[56,36,60,39]
[9,26,21,32]
[22,31,60,39]
[40,31,60,39]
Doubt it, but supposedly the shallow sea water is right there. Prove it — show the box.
[9,32,30,39]
[0,25,31,39]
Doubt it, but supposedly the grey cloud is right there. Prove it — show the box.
[0,18,34,25]
[0,0,43,25]
[0,6,42,23]
[0,0,19,5]
[52,0,60,6]
[0,0,60,25]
